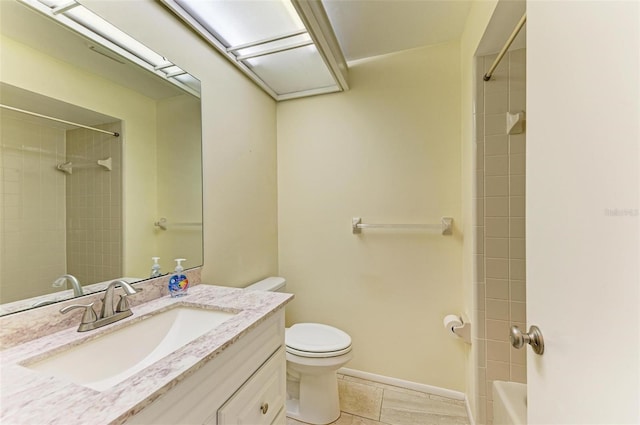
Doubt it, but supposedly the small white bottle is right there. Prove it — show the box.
[150,257,162,278]
[168,258,189,297]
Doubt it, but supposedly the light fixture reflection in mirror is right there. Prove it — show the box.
[0,0,203,316]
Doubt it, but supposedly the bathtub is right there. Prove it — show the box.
[493,381,527,425]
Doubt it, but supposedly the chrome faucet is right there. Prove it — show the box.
[100,279,138,319]
[61,279,140,332]
[53,274,83,297]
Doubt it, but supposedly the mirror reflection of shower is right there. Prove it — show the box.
[0,84,123,305]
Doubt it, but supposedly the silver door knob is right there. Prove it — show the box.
[510,325,544,355]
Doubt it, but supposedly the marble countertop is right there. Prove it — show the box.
[0,285,293,425]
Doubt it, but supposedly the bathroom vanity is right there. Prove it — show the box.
[0,285,292,424]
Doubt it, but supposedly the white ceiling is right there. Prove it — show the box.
[322,0,472,62]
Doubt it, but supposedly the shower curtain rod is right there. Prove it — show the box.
[483,13,527,81]
[0,104,120,137]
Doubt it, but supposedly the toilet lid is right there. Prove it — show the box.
[286,323,352,355]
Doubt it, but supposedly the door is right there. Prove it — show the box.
[527,1,639,423]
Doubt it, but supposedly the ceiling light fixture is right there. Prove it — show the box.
[161,0,349,101]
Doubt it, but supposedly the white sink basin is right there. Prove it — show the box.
[25,306,237,391]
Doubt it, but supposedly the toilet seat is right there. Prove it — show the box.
[286,323,352,358]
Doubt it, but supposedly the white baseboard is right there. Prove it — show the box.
[338,367,466,401]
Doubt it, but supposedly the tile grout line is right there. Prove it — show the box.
[378,386,385,422]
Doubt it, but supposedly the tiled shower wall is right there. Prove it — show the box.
[0,115,122,303]
[0,112,67,303]
[474,48,527,424]
[66,122,122,285]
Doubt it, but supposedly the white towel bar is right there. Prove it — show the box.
[352,217,453,235]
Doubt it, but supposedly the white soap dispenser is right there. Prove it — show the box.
[150,257,162,278]
[168,258,189,297]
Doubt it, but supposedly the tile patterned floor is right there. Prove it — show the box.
[287,374,470,425]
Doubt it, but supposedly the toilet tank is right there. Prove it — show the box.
[245,277,286,292]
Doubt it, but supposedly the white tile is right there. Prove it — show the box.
[476,342,486,369]
[486,319,510,342]
[510,218,526,238]
[485,176,508,197]
[510,175,526,196]
[510,301,526,322]
[380,388,469,425]
[487,340,510,362]
[476,142,485,171]
[486,279,509,300]
[483,54,498,72]
[485,135,509,156]
[338,379,383,420]
[486,396,494,422]
[486,258,509,279]
[485,114,507,136]
[485,90,509,114]
[509,238,526,259]
[473,95,484,120]
[485,156,509,177]
[475,226,485,252]
[477,283,486,311]
[350,414,384,425]
[510,364,527,383]
[476,116,485,142]
[477,396,487,424]
[477,170,485,197]
[509,133,527,155]
[485,197,509,217]
[486,299,509,320]
[476,310,486,338]
[510,258,526,280]
[510,345,527,366]
[510,196,526,217]
[485,218,509,238]
[487,361,510,381]
[509,90,526,112]
[475,253,485,282]
[483,60,508,92]
[476,198,485,225]
[510,280,526,302]
[485,238,509,258]
[509,154,526,175]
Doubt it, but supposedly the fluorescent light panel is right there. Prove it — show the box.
[166,0,346,100]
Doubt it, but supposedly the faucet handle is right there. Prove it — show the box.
[60,302,98,324]
[116,295,131,313]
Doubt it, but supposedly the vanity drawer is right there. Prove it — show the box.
[217,347,285,425]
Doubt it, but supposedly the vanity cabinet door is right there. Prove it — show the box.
[126,311,284,425]
[216,347,285,425]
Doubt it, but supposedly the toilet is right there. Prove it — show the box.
[246,277,352,425]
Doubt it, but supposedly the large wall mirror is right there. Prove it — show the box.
[0,0,204,315]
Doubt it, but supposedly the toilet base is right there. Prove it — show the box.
[286,372,341,425]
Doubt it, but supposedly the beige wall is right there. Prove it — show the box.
[459,0,499,418]
[0,34,159,278]
[156,95,203,273]
[277,43,465,390]
[84,0,279,286]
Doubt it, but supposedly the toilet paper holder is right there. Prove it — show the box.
[443,314,472,344]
